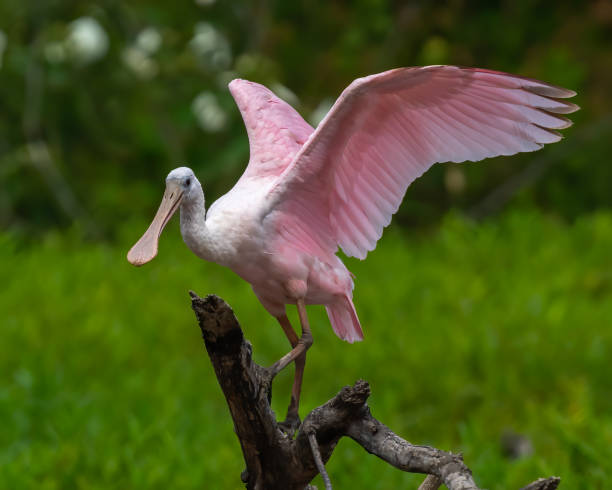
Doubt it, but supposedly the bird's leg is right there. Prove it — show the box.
[291,300,311,420]
[269,299,313,375]
[277,314,299,348]
[270,299,313,434]
[276,314,307,432]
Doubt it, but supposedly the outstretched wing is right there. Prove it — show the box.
[228,79,314,185]
[264,65,579,259]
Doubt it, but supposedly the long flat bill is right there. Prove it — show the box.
[127,184,183,266]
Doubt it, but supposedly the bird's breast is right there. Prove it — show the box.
[199,207,266,268]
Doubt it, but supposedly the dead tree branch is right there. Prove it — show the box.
[189,292,561,490]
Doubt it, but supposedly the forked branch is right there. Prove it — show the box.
[189,292,560,490]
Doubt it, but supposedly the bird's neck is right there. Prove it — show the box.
[179,183,215,261]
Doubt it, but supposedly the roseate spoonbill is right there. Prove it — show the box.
[127,65,578,426]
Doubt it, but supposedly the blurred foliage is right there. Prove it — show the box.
[0,0,610,238]
[1,210,612,488]
[1,3,611,488]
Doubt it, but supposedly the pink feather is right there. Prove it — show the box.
[266,66,578,263]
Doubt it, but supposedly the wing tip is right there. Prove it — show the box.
[525,84,577,99]
[533,125,564,144]
[227,77,245,93]
[548,99,581,114]
[228,78,274,106]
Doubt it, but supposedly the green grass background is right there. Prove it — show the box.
[2,210,611,489]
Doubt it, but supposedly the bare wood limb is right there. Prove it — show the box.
[520,477,561,490]
[308,433,332,490]
[346,416,473,488]
[189,292,562,490]
[189,292,291,490]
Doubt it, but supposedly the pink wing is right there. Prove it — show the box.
[228,79,314,184]
[265,66,579,259]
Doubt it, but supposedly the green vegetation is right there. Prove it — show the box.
[2,210,611,489]
[1,1,610,235]
[0,2,610,488]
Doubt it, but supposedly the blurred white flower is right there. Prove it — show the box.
[121,26,162,79]
[136,27,162,55]
[66,17,108,64]
[309,98,334,127]
[122,46,158,79]
[0,30,6,69]
[195,0,216,5]
[192,91,227,132]
[189,22,231,70]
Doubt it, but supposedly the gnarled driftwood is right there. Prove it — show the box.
[190,292,560,490]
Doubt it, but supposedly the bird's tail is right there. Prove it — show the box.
[325,295,364,343]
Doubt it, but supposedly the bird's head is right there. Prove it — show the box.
[166,166,198,194]
[127,166,198,266]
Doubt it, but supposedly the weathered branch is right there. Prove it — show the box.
[190,292,561,490]
[520,477,561,490]
[308,433,332,490]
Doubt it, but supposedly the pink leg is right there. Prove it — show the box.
[276,314,306,421]
[271,299,313,423]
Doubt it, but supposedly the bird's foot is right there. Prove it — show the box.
[278,410,301,438]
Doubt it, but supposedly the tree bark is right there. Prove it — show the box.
[190,292,561,490]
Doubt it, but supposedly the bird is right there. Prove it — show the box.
[127,65,578,427]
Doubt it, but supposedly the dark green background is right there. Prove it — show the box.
[1,0,610,237]
[1,1,611,489]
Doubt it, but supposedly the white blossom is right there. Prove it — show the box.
[192,91,227,132]
[122,46,158,79]
[136,27,162,55]
[66,17,108,64]
[189,22,231,70]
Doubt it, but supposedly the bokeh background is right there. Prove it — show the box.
[1,1,611,488]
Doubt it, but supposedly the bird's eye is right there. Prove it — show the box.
[185,178,191,187]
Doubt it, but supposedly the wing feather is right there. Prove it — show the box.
[263,66,579,259]
[228,79,314,184]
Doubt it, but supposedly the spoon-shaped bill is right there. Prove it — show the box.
[127,182,183,266]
